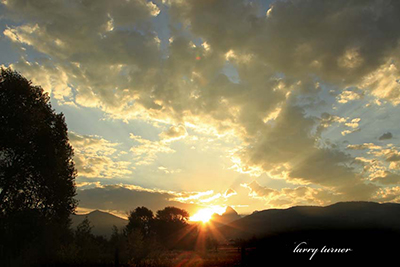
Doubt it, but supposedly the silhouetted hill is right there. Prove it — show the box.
[221,201,400,262]
[211,206,241,226]
[221,201,400,239]
[71,210,128,238]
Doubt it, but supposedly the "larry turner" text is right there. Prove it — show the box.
[293,241,353,260]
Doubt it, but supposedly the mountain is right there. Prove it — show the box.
[211,206,241,226]
[71,210,128,238]
[221,201,400,239]
[219,202,400,261]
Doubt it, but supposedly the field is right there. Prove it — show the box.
[123,246,242,267]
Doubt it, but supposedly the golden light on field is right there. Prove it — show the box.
[190,206,226,223]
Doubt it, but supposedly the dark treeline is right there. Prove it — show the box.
[53,206,200,266]
[1,205,205,266]
[111,206,199,265]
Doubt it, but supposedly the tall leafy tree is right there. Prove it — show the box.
[125,206,154,237]
[0,68,77,221]
[154,206,190,249]
[125,207,157,263]
[0,68,77,263]
[156,207,189,224]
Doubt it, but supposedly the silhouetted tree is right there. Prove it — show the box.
[125,206,154,237]
[110,225,122,266]
[126,229,147,263]
[75,216,93,242]
[58,217,119,265]
[154,206,190,249]
[0,68,77,264]
[121,206,192,263]
[124,207,159,264]
[110,225,121,245]
[73,216,98,262]
[0,67,77,221]
[156,206,189,223]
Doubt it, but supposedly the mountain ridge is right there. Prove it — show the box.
[71,209,128,238]
[220,201,400,240]
[70,201,400,241]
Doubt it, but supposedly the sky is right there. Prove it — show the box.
[1,0,400,218]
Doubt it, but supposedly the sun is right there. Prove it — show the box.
[190,206,226,223]
[190,209,214,223]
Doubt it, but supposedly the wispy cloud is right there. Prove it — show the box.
[70,132,133,179]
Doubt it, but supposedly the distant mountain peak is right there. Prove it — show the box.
[90,209,102,213]
[210,206,241,225]
[71,210,128,238]
[224,206,238,216]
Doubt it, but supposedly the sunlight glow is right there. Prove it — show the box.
[190,206,226,223]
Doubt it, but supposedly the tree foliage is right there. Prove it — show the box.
[0,68,77,221]
[75,216,93,242]
[126,206,154,237]
[0,68,77,264]
[156,206,189,223]
[123,206,192,263]
[154,206,190,249]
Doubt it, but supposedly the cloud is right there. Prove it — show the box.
[346,143,400,187]
[341,128,361,136]
[317,113,361,136]
[69,132,133,178]
[379,132,393,141]
[355,143,400,163]
[172,0,400,84]
[372,171,400,185]
[173,190,215,203]
[159,125,188,142]
[157,166,182,174]
[374,186,400,202]
[341,118,361,136]
[130,133,175,165]
[3,0,161,118]
[241,181,276,200]
[4,0,400,207]
[75,181,103,189]
[77,184,241,216]
[172,188,235,205]
[336,89,364,104]
[234,103,379,202]
[4,0,400,122]
[223,188,237,199]
[76,184,199,216]
[288,149,357,186]
[235,105,316,173]
[347,143,382,150]
[316,113,347,135]
[6,60,75,106]
[241,181,339,208]
[358,60,400,106]
[344,118,361,129]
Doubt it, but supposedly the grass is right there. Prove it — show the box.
[128,246,242,267]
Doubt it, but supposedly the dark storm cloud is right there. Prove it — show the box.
[379,132,393,141]
[76,185,199,215]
